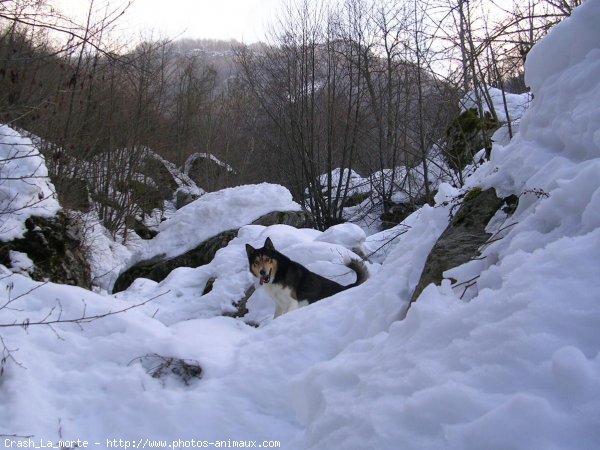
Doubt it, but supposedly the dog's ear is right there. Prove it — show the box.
[264,237,274,250]
[245,243,255,259]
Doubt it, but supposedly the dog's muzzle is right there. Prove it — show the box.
[259,269,271,285]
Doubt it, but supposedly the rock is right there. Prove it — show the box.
[112,209,314,293]
[0,212,91,288]
[380,194,432,230]
[175,188,201,209]
[128,179,164,215]
[410,187,503,303]
[52,176,90,212]
[251,210,314,228]
[141,154,179,198]
[202,277,216,295]
[184,153,237,192]
[343,191,372,208]
[444,108,501,172]
[129,153,183,214]
[129,354,202,386]
[133,218,158,240]
[380,202,418,230]
[112,229,238,293]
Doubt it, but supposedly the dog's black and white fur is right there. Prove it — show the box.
[246,237,368,318]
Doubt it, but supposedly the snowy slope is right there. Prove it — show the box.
[293,2,600,448]
[1,2,600,449]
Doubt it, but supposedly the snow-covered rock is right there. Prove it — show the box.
[0,125,60,241]
[0,126,91,287]
[462,86,531,123]
[183,152,238,192]
[111,183,308,293]
[131,183,301,264]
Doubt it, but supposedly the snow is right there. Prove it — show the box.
[0,125,60,241]
[462,86,532,123]
[314,146,455,234]
[315,223,367,254]
[69,209,142,292]
[311,168,370,196]
[1,1,600,448]
[7,250,34,274]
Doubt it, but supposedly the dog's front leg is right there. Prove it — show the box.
[274,304,283,318]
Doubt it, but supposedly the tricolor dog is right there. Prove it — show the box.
[246,237,368,318]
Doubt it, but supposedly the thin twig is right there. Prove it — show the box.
[0,291,170,329]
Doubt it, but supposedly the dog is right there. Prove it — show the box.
[246,237,368,318]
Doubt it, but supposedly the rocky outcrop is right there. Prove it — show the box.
[444,108,501,172]
[112,209,314,293]
[175,187,201,209]
[410,187,504,303]
[112,228,238,293]
[141,154,179,198]
[0,212,91,288]
[250,210,314,228]
[124,152,182,215]
[380,194,432,230]
[185,153,238,192]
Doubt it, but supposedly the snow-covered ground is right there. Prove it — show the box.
[1,2,600,449]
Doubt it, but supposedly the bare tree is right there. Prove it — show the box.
[237,0,365,229]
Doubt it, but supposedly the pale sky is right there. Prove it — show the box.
[54,0,283,43]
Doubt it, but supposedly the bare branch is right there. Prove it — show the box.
[0,290,170,329]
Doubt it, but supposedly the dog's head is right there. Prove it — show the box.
[246,237,278,285]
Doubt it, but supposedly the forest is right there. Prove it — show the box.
[0,0,577,233]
